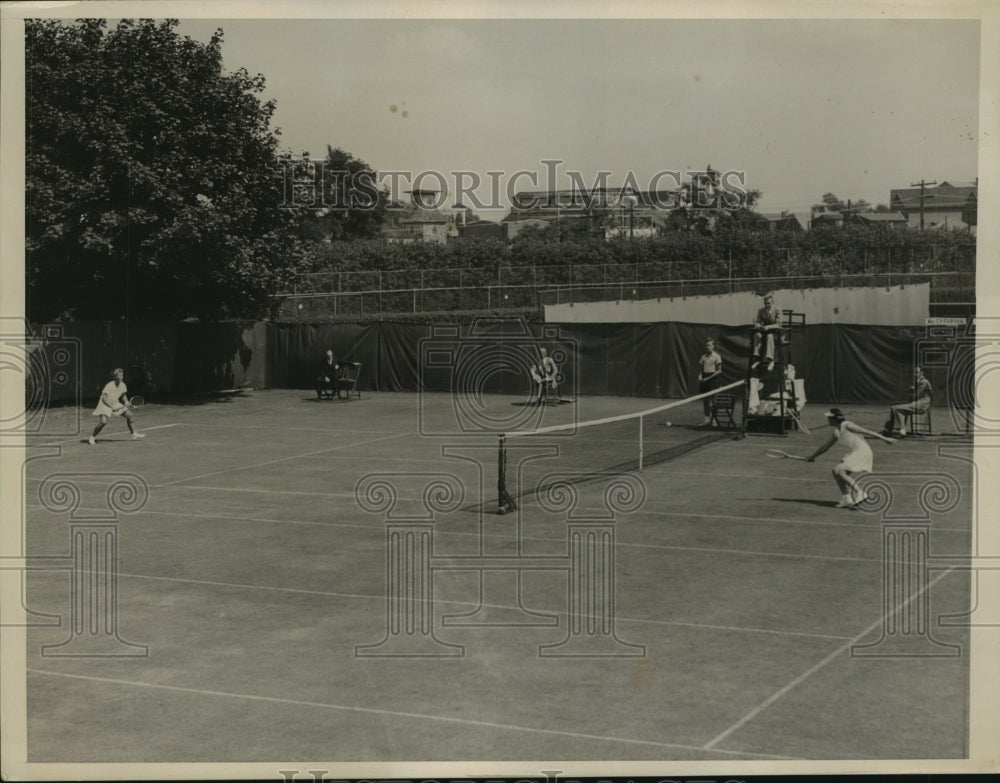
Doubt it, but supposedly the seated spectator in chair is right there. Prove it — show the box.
[751,293,782,373]
[882,366,931,437]
[530,348,560,405]
[316,349,341,400]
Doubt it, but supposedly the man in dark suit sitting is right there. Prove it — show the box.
[316,349,341,400]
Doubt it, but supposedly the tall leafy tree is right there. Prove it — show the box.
[26,18,304,320]
[281,147,390,243]
[812,193,872,213]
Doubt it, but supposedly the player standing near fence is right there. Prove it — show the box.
[88,368,145,444]
[806,408,892,508]
[697,337,723,425]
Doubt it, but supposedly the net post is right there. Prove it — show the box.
[497,434,516,515]
[638,415,644,470]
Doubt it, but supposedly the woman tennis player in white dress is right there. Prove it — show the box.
[88,367,145,445]
[807,408,893,508]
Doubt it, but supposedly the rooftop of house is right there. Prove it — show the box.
[851,211,909,222]
[398,208,450,224]
[890,182,977,210]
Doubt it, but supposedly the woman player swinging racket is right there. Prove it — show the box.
[806,408,893,508]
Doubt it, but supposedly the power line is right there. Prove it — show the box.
[910,179,937,229]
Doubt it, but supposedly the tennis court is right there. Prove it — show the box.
[21,388,972,764]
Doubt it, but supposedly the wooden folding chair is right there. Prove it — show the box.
[337,362,362,400]
[909,404,932,435]
[710,393,737,430]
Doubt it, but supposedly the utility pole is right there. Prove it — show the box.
[910,179,937,229]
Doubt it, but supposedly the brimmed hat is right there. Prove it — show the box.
[824,408,846,420]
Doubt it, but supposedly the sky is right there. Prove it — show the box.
[170,16,981,218]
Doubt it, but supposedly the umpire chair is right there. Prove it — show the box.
[742,309,806,436]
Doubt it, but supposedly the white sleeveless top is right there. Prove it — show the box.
[834,423,873,472]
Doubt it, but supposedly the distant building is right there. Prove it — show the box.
[382,189,450,244]
[809,209,843,229]
[504,217,556,240]
[501,169,751,240]
[845,211,910,230]
[758,212,806,232]
[890,181,977,232]
[456,219,505,241]
[503,187,678,240]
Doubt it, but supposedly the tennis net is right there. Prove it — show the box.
[497,380,742,513]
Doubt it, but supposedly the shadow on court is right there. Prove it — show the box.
[77,389,258,407]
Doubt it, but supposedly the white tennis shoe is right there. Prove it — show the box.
[88,436,96,445]
[131,433,145,440]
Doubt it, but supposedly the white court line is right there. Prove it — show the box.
[18,476,975,537]
[169,421,421,434]
[146,505,972,537]
[35,422,180,447]
[150,484,366,497]
[622,507,971,534]
[615,541,878,563]
[22,491,971,535]
[107,571,853,643]
[23,477,363,498]
[627,618,852,641]
[702,566,959,751]
[661,468,974,486]
[157,431,410,486]
[25,667,798,760]
[16,483,973,536]
[27,500,884,565]
[20,502,900,565]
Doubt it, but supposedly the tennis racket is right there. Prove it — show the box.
[788,408,810,434]
[128,395,145,409]
[764,448,807,461]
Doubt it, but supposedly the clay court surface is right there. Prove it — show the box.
[16,389,973,764]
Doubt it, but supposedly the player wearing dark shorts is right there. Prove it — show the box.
[698,338,723,425]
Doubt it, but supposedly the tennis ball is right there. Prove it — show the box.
[666,421,672,427]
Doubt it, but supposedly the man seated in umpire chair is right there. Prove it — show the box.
[751,293,782,373]
[745,299,808,434]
